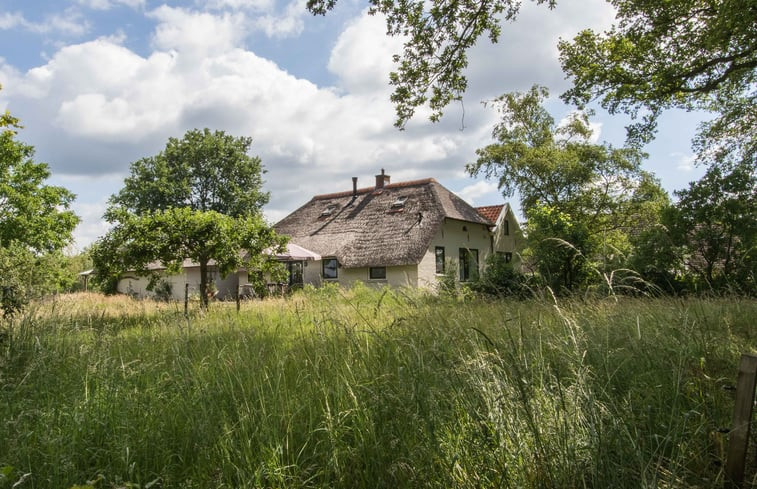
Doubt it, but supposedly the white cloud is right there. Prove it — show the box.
[77,0,145,10]
[462,0,616,102]
[252,0,307,38]
[328,10,404,94]
[456,181,500,206]
[205,0,276,11]
[149,6,249,55]
[0,12,25,29]
[673,152,696,172]
[0,9,89,36]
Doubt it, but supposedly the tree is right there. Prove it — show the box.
[92,208,287,305]
[95,129,285,307]
[1,114,79,254]
[467,86,668,292]
[308,0,556,127]
[111,128,269,216]
[1,87,79,315]
[559,0,756,147]
[666,161,755,292]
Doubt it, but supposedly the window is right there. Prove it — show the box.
[369,267,386,280]
[435,246,445,274]
[459,248,479,281]
[497,251,513,263]
[504,219,510,236]
[323,258,338,279]
[320,204,338,217]
[391,196,408,208]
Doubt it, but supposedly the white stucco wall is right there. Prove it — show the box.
[117,266,244,301]
[417,218,493,289]
[491,206,526,267]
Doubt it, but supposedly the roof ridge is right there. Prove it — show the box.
[312,177,437,200]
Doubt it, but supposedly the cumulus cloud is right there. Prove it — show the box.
[149,6,248,55]
[456,181,500,206]
[251,0,307,38]
[0,2,621,247]
[328,11,404,94]
[462,0,616,102]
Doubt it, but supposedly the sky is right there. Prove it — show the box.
[0,0,708,250]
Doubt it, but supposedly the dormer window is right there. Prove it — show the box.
[320,203,338,217]
[391,196,408,209]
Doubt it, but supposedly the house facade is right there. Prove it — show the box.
[116,259,250,301]
[115,171,524,298]
[274,170,524,290]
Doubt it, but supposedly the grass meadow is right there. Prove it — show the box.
[1,286,755,488]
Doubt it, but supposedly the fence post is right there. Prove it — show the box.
[236,285,241,313]
[725,353,757,489]
[184,283,189,317]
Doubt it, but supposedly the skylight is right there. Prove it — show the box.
[320,203,338,217]
[391,196,408,209]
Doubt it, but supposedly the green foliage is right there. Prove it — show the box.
[92,208,287,304]
[559,0,756,148]
[96,129,284,307]
[0,86,80,315]
[469,86,669,292]
[307,0,556,127]
[525,204,594,292]
[668,161,755,293]
[110,128,269,217]
[469,252,527,297]
[1,292,754,487]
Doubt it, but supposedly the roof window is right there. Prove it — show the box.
[391,196,408,209]
[320,203,338,217]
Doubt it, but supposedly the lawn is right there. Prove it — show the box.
[1,286,755,488]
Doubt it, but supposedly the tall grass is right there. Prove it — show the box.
[1,287,755,488]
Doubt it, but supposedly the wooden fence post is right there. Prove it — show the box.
[236,285,241,313]
[184,283,189,317]
[725,353,757,489]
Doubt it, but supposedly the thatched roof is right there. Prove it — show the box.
[274,178,493,268]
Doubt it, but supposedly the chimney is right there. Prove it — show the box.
[375,168,390,189]
[352,177,358,198]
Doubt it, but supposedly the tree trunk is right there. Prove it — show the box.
[199,259,209,309]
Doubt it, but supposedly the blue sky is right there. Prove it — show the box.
[1,0,707,249]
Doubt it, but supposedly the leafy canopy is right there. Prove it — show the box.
[468,86,668,291]
[307,0,556,127]
[559,0,756,147]
[1,106,79,253]
[1,85,80,315]
[95,129,285,305]
[110,128,269,217]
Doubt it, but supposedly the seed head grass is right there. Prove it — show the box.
[0,288,754,488]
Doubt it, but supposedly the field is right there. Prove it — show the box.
[1,286,755,488]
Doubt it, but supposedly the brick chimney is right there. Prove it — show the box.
[352,177,358,198]
[375,168,390,188]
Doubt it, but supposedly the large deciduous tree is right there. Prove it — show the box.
[467,86,668,292]
[559,0,756,148]
[94,129,285,307]
[307,0,556,127]
[0,88,80,315]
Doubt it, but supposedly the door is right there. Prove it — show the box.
[287,261,304,288]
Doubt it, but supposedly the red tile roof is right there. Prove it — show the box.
[475,204,504,224]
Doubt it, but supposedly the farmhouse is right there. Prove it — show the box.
[273,170,524,289]
[116,170,523,299]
